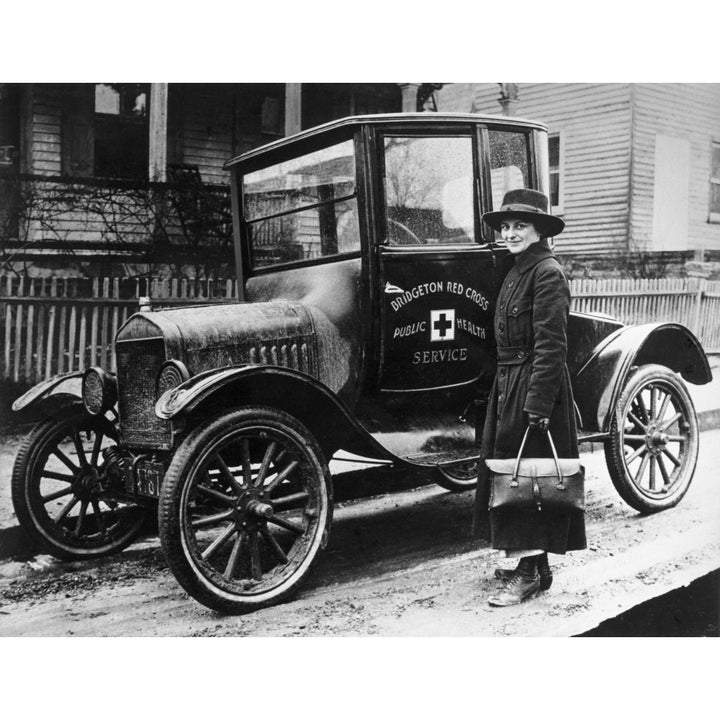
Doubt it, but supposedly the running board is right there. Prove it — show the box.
[403,449,481,468]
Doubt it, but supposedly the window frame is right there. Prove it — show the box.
[378,129,478,248]
[709,139,720,223]
[548,131,564,215]
[486,126,535,210]
[239,131,364,273]
[93,83,150,180]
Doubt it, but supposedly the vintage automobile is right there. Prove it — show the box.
[11,113,711,613]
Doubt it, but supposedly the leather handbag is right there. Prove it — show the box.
[487,427,585,512]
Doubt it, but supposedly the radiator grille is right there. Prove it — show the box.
[116,338,171,448]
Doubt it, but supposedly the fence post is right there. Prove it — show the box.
[3,276,12,380]
[687,265,711,338]
[12,276,25,382]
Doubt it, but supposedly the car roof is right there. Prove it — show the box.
[223,112,547,170]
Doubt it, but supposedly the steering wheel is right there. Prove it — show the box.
[388,218,423,245]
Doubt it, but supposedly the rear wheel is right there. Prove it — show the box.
[11,405,146,559]
[159,406,332,614]
[436,461,479,492]
[605,364,699,513]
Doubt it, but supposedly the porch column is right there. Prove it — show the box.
[285,83,302,136]
[399,83,421,112]
[20,84,34,173]
[497,83,519,116]
[149,83,168,181]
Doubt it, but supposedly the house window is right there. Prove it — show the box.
[710,140,720,222]
[94,84,149,179]
[548,132,563,214]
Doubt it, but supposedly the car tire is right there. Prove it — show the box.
[11,405,146,559]
[436,461,479,492]
[159,406,332,614]
[604,364,699,513]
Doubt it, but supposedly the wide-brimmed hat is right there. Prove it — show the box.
[482,188,565,238]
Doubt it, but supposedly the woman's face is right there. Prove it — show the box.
[500,217,542,255]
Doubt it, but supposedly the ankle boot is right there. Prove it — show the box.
[495,553,553,590]
[536,552,553,590]
[494,561,520,582]
[488,556,540,607]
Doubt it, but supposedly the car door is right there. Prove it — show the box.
[376,129,498,393]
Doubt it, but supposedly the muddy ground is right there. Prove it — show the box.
[1,427,718,637]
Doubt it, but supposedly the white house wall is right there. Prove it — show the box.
[438,83,633,255]
[631,83,720,253]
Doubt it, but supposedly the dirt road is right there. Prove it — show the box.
[1,430,719,636]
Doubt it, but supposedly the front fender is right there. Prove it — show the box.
[572,322,711,432]
[156,365,392,460]
[12,372,84,417]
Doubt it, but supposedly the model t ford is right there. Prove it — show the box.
[11,113,711,613]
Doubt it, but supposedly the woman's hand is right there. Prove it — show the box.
[528,413,550,431]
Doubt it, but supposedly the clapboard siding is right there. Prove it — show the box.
[17,85,233,251]
[440,82,720,257]
[28,84,64,175]
[23,172,154,248]
[177,86,235,185]
[630,83,720,252]
[438,83,633,256]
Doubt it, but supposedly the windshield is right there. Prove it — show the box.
[383,135,475,245]
[242,139,360,269]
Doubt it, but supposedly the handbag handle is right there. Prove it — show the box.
[511,426,565,491]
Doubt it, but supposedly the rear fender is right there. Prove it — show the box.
[572,322,710,432]
[156,365,390,460]
[12,372,84,419]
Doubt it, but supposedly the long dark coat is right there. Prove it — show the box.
[475,240,586,554]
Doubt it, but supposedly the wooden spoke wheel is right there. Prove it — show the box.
[11,405,146,559]
[604,364,699,513]
[159,406,332,614]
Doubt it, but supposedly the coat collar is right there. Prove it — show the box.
[513,239,555,274]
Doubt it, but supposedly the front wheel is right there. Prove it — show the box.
[11,405,146,559]
[604,364,699,513]
[159,406,332,614]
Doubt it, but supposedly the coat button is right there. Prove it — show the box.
[508,281,514,288]
[511,306,518,315]
[500,369,506,377]
[500,303,505,310]
[517,350,525,359]
[498,393,504,401]
[498,321,505,331]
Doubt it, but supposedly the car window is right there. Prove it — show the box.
[242,139,360,268]
[488,129,531,209]
[383,135,475,245]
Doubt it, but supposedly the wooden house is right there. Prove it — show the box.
[439,83,720,263]
[0,83,406,277]
[2,82,719,277]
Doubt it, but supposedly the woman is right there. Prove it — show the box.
[476,188,586,607]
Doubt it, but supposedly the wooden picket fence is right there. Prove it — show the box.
[569,277,720,352]
[1,276,238,385]
[1,275,719,386]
